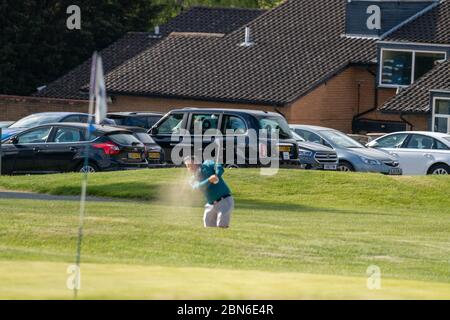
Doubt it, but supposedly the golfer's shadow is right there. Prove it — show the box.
[237,199,397,216]
[49,182,159,201]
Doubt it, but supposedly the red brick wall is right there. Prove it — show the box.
[286,66,378,132]
[0,95,88,121]
[110,96,276,113]
[377,88,397,106]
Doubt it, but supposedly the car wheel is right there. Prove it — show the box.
[77,162,99,173]
[338,161,354,172]
[428,164,450,175]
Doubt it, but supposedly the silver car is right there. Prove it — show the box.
[367,131,450,175]
[290,125,402,175]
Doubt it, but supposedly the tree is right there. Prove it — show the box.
[155,0,283,23]
[0,1,163,96]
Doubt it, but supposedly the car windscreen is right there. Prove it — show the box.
[10,114,62,128]
[291,130,305,142]
[107,133,142,146]
[258,116,292,139]
[319,130,364,148]
[134,132,155,144]
[108,116,126,125]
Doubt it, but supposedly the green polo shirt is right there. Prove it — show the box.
[190,160,231,204]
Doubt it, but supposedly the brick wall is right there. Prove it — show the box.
[377,88,397,106]
[0,95,88,121]
[285,65,401,133]
[109,96,277,114]
[402,114,429,131]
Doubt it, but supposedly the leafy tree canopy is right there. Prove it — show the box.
[1,0,163,95]
[0,0,282,96]
[156,0,282,22]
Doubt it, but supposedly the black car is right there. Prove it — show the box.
[148,108,299,167]
[0,123,147,174]
[115,126,163,164]
[107,112,164,130]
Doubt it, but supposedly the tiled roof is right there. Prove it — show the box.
[104,0,378,106]
[34,6,265,100]
[34,33,159,100]
[160,6,266,35]
[384,0,450,44]
[379,60,450,113]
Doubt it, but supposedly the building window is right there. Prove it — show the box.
[380,49,446,87]
[433,98,450,134]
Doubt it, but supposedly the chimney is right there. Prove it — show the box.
[149,25,162,39]
[240,26,254,47]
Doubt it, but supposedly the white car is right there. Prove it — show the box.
[367,131,450,175]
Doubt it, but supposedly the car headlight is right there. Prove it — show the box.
[359,156,380,165]
[298,149,313,157]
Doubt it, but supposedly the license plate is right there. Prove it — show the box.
[389,168,402,175]
[324,164,337,170]
[128,153,142,160]
[148,152,160,159]
[282,152,290,160]
[278,146,291,152]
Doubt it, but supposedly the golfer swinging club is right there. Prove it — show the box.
[184,155,234,228]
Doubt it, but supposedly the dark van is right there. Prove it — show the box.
[148,108,299,167]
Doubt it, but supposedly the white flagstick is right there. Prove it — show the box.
[74,52,98,299]
[213,138,221,183]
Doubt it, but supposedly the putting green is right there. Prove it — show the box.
[0,261,449,300]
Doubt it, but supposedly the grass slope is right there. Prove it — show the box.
[2,261,449,300]
[0,169,449,299]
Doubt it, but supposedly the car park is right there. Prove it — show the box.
[291,131,337,170]
[1,112,115,140]
[366,131,450,175]
[149,108,299,167]
[107,112,164,129]
[0,123,147,174]
[290,125,402,175]
[115,126,163,165]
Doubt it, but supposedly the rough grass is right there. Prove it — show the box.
[0,169,449,299]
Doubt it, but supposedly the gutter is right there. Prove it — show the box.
[352,66,379,129]
[400,113,415,130]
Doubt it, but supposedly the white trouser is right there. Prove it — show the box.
[203,196,234,228]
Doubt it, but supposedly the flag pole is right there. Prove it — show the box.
[73,52,97,299]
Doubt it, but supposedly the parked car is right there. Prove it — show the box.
[366,131,450,175]
[0,123,147,174]
[347,134,370,145]
[107,112,164,129]
[115,126,163,165]
[1,112,115,141]
[291,131,337,170]
[0,121,14,128]
[149,108,299,167]
[290,125,402,175]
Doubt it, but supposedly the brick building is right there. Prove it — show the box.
[2,1,449,134]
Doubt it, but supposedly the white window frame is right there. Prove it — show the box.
[379,48,447,88]
[432,97,450,134]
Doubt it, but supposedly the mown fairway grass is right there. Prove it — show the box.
[0,169,449,299]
